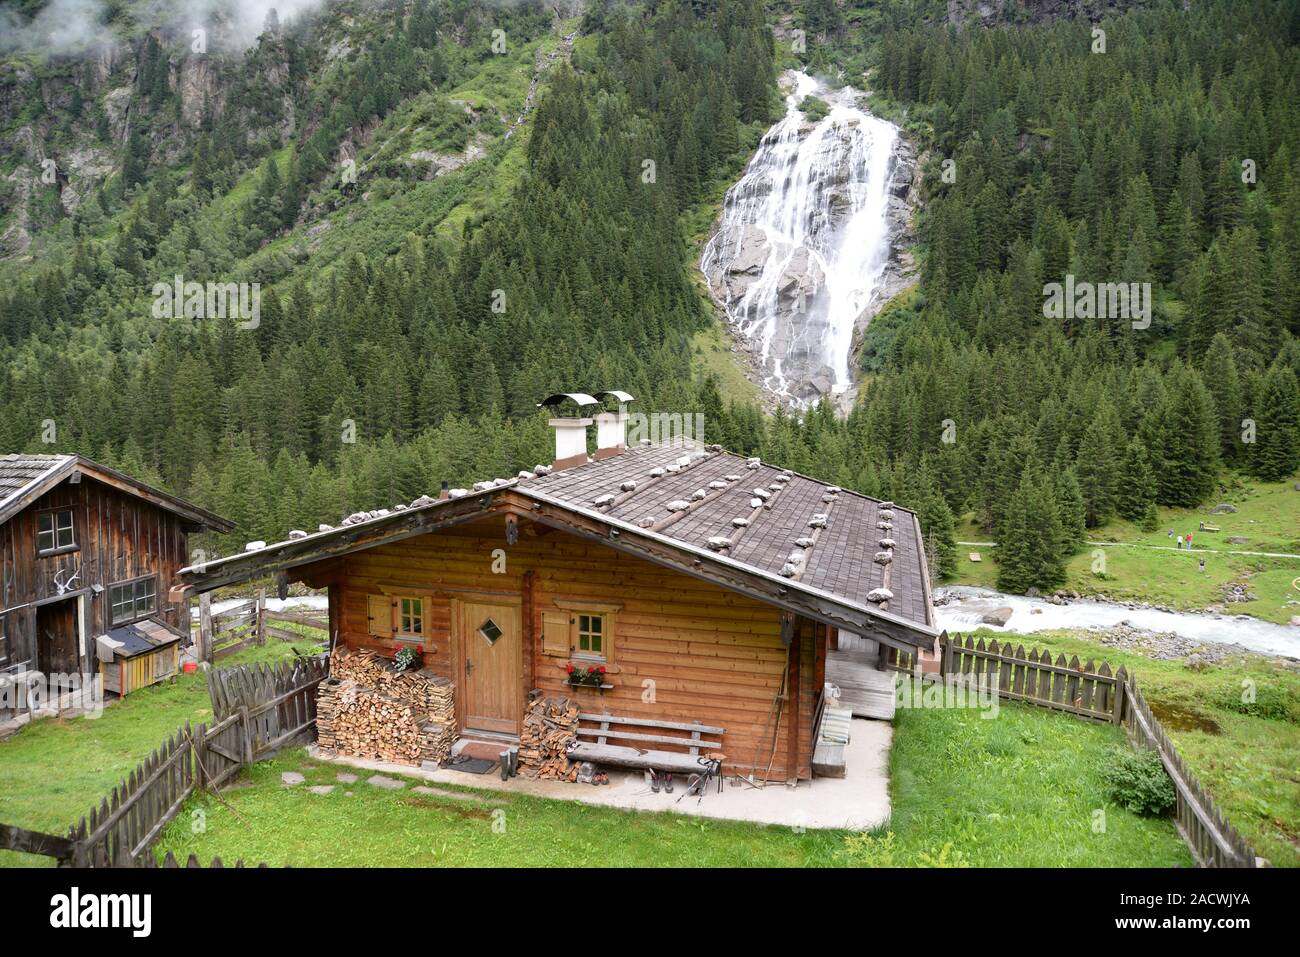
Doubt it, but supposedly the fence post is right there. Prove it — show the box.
[1112,667,1127,726]
[240,705,254,765]
[256,589,267,646]
[199,592,213,664]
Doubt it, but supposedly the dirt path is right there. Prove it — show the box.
[956,540,1300,560]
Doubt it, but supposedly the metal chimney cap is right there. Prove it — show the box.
[594,390,635,405]
[537,392,599,410]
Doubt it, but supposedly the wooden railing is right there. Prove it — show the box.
[923,635,1260,868]
[197,594,261,661]
[195,592,328,663]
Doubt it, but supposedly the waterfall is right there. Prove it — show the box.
[702,71,901,405]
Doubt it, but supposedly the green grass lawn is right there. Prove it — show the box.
[955,627,1300,867]
[0,639,319,868]
[151,702,1186,868]
[951,474,1300,624]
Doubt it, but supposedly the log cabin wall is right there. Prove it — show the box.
[318,517,820,780]
[0,476,192,673]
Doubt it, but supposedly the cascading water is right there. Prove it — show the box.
[702,71,902,405]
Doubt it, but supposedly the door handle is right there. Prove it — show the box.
[465,657,473,676]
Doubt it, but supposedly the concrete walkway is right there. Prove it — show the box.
[305,717,892,831]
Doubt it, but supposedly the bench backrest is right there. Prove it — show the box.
[576,712,724,756]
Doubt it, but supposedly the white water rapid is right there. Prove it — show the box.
[935,586,1300,660]
[702,71,900,404]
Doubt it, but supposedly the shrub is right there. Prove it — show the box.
[1103,747,1176,816]
[1210,680,1299,723]
[800,96,830,122]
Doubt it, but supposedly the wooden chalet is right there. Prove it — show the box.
[173,397,941,782]
[0,454,232,701]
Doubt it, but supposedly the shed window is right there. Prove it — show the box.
[37,509,75,553]
[110,577,158,625]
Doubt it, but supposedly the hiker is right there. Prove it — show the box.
[1168,527,1174,538]
[1187,531,1193,548]
[1199,558,1206,572]
[1176,534,1183,549]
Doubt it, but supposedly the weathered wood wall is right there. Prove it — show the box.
[0,476,192,673]
[312,516,819,780]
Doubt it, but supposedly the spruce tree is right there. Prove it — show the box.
[1247,363,1300,481]
[1116,438,1159,528]
[1054,466,1087,551]
[1075,401,1123,527]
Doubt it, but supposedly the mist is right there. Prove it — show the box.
[0,0,112,54]
[0,0,332,55]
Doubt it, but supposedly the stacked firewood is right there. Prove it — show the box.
[316,650,456,766]
[518,695,580,781]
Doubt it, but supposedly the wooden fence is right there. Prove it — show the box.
[939,635,1124,722]
[917,634,1260,867]
[49,655,328,867]
[1120,676,1260,868]
[195,592,328,662]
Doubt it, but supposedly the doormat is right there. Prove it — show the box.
[445,755,497,774]
[456,740,510,761]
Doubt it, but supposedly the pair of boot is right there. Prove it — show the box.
[648,770,674,793]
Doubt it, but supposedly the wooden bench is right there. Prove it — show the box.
[568,712,725,774]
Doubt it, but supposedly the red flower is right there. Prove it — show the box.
[565,662,575,673]
[598,665,607,674]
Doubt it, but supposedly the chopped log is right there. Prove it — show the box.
[517,695,580,781]
[316,650,455,766]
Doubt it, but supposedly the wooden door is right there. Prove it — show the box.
[36,599,79,675]
[458,600,522,735]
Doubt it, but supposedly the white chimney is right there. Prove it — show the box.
[537,392,599,471]
[593,391,635,460]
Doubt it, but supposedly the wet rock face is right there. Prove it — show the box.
[702,71,917,408]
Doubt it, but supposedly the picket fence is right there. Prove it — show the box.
[60,655,328,867]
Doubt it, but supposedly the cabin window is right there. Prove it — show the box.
[37,509,76,554]
[551,600,620,662]
[110,576,158,625]
[397,597,424,641]
[575,614,605,658]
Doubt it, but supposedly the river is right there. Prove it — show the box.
[934,585,1300,659]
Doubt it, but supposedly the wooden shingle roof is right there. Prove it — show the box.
[524,444,935,631]
[176,442,938,648]
[0,453,233,532]
[0,454,73,515]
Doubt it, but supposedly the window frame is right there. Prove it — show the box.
[575,613,605,658]
[109,575,159,626]
[553,599,621,665]
[396,596,425,643]
[36,507,78,557]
